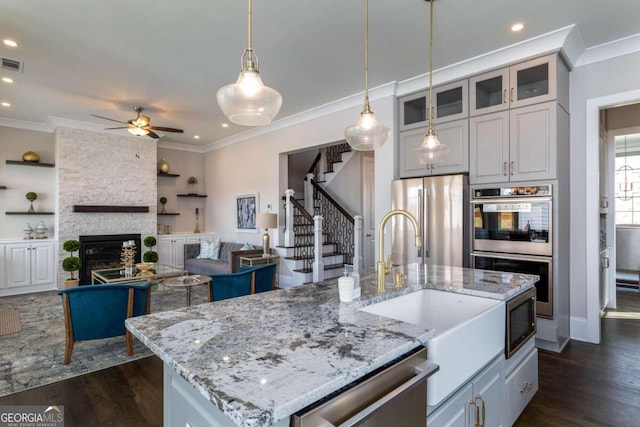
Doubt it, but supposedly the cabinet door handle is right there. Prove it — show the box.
[469,394,486,427]
[510,161,515,175]
[510,87,514,102]
[503,89,507,104]
[520,381,534,394]
[503,162,507,176]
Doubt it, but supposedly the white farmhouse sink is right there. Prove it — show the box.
[360,289,505,406]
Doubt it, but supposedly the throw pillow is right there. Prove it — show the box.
[197,239,221,260]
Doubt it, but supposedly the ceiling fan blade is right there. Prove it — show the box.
[147,130,160,139]
[91,114,127,124]
[104,126,130,130]
[148,126,184,133]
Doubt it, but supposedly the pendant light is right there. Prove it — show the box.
[414,0,448,165]
[344,0,390,151]
[216,0,282,127]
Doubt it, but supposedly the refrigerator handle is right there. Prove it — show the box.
[418,189,424,259]
[422,188,429,259]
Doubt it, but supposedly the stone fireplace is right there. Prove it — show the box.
[55,127,157,287]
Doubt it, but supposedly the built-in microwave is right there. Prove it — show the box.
[505,287,537,359]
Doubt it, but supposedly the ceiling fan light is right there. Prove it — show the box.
[216,69,282,126]
[345,110,390,151]
[128,127,149,136]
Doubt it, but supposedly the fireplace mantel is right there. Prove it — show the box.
[73,205,149,213]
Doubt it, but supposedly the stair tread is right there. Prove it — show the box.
[284,252,343,261]
[293,263,346,274]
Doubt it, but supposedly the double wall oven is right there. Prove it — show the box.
[471,184,553,318]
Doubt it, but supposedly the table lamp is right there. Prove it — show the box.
[256,213,277,257]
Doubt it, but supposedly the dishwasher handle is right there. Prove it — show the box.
[338,360,436,427]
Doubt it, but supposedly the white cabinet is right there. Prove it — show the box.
[3,241,55,295]
[504,348,538,427]
[470,101,563,184]
[158,233,214,268]
[399,119,469,178]
[469,55,566,116]
[399,79,468,131]
[158,235,186,268]
[428,355,503,427]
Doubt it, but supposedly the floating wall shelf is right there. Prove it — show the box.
[6,212,55,215]
[6,160,55,168]
[177,194,207,198]
[158,172,180,177]
[158,213,180,216]
[72,205,149,213]
[0,186,6,190]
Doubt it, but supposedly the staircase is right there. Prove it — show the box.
[280,143,355,285]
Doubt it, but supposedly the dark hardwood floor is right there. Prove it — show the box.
[516,289,640,427]
[1,290,638,427]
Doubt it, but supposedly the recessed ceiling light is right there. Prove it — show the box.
[511,23,524,32]
[3,39,18,47]
[2,77,13,83]
[221,123,229,128]
[193,135,200,140]
[1,102,11,107]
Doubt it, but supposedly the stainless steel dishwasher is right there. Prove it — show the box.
[291,347,438,427]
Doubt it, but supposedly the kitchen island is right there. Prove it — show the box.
[126,264,538,427]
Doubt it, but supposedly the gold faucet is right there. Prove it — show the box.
[377,209,422,293]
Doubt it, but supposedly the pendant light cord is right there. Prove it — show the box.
[247,0,252,50]
[364,0,371,112]
[428,0,434,127]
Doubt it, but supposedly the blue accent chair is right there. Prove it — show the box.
[207,269,255,302]
[238,263,277,293]
[58,282,152,365]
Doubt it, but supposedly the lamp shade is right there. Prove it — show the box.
[216,69,282,126]
[414,126,448,164]
[256,212,277,229]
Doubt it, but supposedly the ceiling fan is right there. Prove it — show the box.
[91,106,184,139]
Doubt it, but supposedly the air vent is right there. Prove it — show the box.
[2,57,22,72]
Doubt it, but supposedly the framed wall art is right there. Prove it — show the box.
[235,193,259,232]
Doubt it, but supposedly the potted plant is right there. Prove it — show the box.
[143,236,159,263]
[62,239,81,287]
[159,197,167,214]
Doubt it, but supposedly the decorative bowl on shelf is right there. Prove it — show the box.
[135,262,155,272]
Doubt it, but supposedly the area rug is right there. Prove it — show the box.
[0,285,209,397]
[0,310,22,336]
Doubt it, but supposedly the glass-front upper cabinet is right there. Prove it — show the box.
[399,79,468,131]
[470,55,558,116]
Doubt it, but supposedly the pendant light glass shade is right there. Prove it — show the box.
[345,0,390,151]
[216,0,282,127]
[414,0,447,165]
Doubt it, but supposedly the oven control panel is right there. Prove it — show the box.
[473,184,552,198]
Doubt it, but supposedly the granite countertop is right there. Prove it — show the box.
[126,263,538,427]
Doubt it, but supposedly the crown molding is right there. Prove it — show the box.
[157,140,205,153]
[397,25,576,97]
[0,117,51,133]
[203,81,398,152]
[575,33,640,67]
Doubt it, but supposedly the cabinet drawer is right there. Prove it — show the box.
[504,348,538,426]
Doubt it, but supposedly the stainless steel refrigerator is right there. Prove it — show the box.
[391,174,470,267]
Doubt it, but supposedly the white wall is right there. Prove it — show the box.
[570,50,640,342]
[157,147,206,234]
[204,95,396,253]
[0,127,55,240]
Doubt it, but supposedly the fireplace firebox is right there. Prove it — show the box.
[79,234,141,284]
